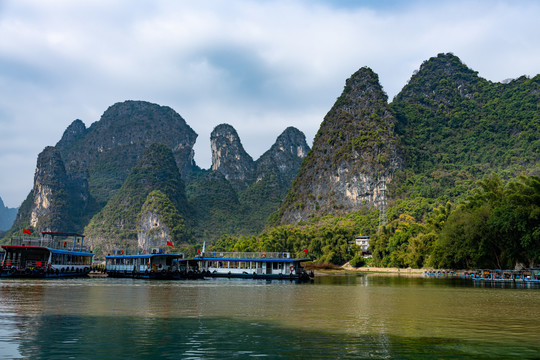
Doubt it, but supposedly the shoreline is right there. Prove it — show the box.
[313,266,430,277]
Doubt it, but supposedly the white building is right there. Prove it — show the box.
[355,236,371,253]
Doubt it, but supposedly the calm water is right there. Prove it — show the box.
[0,274,539,359]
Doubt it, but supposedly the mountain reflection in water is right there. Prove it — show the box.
[0,275,538,359]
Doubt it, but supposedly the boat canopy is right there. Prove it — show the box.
[106,253,185,260]
[41,232,85,238]
[198,257,311,262]
[2,245,93,256]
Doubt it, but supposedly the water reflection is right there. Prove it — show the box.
[0,276,539,359]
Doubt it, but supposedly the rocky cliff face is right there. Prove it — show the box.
[28,147,75,231]
[255,127,309,184]
[58,101,197,206]
[55,119,87,154]
[210,124,255,189]
[56,102,197,175]
[186,125,310,240]
[6,99,309,243]
[279,67,402,223]
[138,210,170,250]
[9,101,198,236]
[137,190,187,251]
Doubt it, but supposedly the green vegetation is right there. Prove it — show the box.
[140,190,190,244]
[218,174,539,270]
[6,54,537,271]
[186,170,246,240]
[391,53,539,201]
[208,207,379,265]
[371,174,539,269]
[85,143,190,245]
[186,167,294,242]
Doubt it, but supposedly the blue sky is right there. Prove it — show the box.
[0,0,539,207]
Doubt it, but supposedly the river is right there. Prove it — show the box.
[0,274,538,359]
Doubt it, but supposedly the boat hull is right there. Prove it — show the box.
[106,269,205,280]
[206,270,312,282]
[0,267,91,278]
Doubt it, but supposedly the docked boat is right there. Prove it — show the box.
[105,249,203,280]
[196,251,314,281]
[1,232,94,278]
[470,269,540,283]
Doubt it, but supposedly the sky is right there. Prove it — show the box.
[0,0,539,208]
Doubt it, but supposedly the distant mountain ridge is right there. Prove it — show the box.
[187,125,310,241]
[0,196,17,231]
[390,53,539,199]
[3,53,538,256]
[278,53,538,224]
[2,101,309,252]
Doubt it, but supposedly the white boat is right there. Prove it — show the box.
[196,251,313,281]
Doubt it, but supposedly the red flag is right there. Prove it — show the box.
[166,241,174,247]
[303,248,308,254]
[197,249,201,254]
[23,228,32,235]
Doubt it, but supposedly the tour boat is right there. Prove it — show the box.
[0,232,94,278]
[196,251,313,281]
[105,249,203,280]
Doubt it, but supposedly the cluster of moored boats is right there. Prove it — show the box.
[0,232,314,282]
[423,269,540,284]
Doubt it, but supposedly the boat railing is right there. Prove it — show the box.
[2,259,22,268]
[9,236,91,252]
[23,260,47,269]
[201,252,292,259]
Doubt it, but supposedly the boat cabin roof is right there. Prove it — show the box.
[106,253,185,260]
[41,232,85,238]
[1,245,94,256]
[199,257,311,263]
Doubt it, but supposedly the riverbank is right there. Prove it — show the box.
[344,265,424,275]
[308,264,426,277]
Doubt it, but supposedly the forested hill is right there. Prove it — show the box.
[3,53,538,268]
[218,53,538,269]
[278,53,538,225]
[278,67,402,224]
[2,100,309,250]
[390,53,539,199]
[84,143,190,255]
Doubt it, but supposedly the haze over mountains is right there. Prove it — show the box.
[0,196,17,232]
[2,53,538,257]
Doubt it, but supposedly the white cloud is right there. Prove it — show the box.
[0,0,539,207]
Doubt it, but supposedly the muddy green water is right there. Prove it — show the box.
[0,274,538,359]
